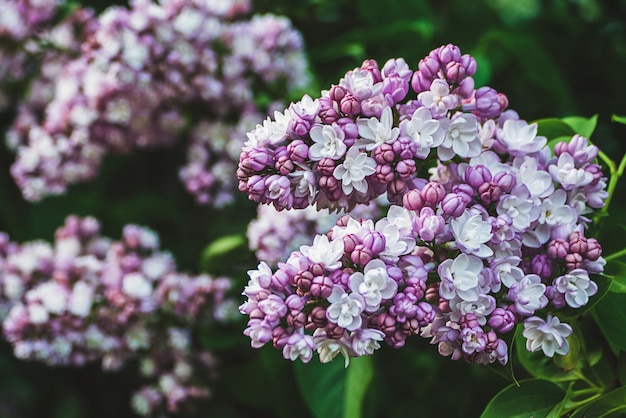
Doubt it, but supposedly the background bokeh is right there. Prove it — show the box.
[1,0,625,416]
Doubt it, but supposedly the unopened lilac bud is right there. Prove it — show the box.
[362,231,386,255]
[375,164,395,184]
[425,283,439,303]
[531,254,553,279]
[351,244,373,266]
[465,165,492,188]
[585,164,603,182]
[318,98,339,124]
[294,271,313,294]
[317,158,336,176]
[547,239,569,260]
[329,268,353,287]
[340,94,360,117]
[244,148,273,171]
[452,184,474,202]
[568,232,588,255]
[310,306,327,328]
[387,265,403,281]
[460,54,477,76]
[285,294,304,311]
[586,238,602,261]
[478,183,502,204]
[275,156,294,175]
[289,117,311,137]
[272,327,290,349]
[403,189,424,211]
[493,171,515,193]
[372,312,397,336]
[286,141,308,164]
[455,77,475,99]
[565,252,584,270]
[395,159,416,178]
[561,134,598,164]
[411,71,431,93]
[415,302,435,327]
[399,317,420,335]
[388,179,408,197]
[418,56,440,80]
[421,182,446,205]
[319,175,339,192]
[459,313,480,329]
[445,62,465,83]
[342,233,360,253]
[441,193,467,217]
[383,76,409,104]
[437,44,461,64]
[373,144,396,164]
[329,85,347,102]
[553,142,568,157]
[325,322,346,339]
[310,275,334,298]
[336,117,359,141]
[287,310,307,328]
[272,270,291,289]
[310,262,325,277]
[488,308,516,333]
[416,209,445,241]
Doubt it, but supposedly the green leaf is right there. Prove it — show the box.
[343,356,374,418]
[514,326,578,382]
[592,292,626,351]
[294,359,347,418]
[201,234,246,262]
[562,115,598,138]
[534,118,575,140]
[480,379,565,418]
[570,386,626,418]
[553,332,581,371]
[612,115,626,125]
[610,276,626,293]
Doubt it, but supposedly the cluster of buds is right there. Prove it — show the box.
[7,0,308,204]
[239,44,607,366]
[0,216,234,415]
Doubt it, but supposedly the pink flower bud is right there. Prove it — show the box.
[402,189,424,211]
[421,182,446,204]
[340,94,360,116]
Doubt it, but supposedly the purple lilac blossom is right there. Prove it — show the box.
[239,44,607,366]
[0,216,234,416]
[7,0,309,205]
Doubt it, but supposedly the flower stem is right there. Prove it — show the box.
[600,151,626,214]
[605,247,626,262]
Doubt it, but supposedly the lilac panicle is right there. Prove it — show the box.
[239,44,607,367]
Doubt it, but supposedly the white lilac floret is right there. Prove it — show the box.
[238,44,607,367]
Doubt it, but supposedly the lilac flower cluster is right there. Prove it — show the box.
[0,1,95,111]
[239,44,607,366]
[247,200,384,266]
[238,44,509,211]
[8,0,308,203]
[0,216,234,415]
